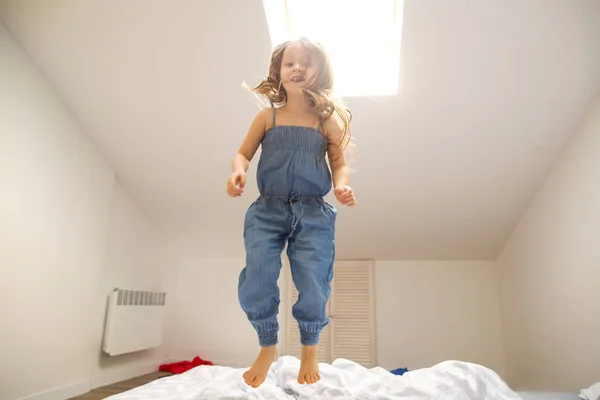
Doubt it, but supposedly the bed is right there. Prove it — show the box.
[516,393,580,400]
[105,355,553,399]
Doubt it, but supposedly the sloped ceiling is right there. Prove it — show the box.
[2,0,599,260]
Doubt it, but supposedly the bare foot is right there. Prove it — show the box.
[298,345,320,384]
[243,346,277,388]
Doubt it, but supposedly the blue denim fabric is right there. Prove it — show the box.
[238,195,336,347]
[238,111,337,347]
[256,125,331,198]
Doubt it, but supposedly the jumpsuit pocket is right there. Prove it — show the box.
[243,198,262,238]
[321,201,338,225]
[321,202,337,284]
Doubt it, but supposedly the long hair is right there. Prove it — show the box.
[252,37,354,163]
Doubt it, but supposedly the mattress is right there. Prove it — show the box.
[517,392,580,400]
[105,356,524,399]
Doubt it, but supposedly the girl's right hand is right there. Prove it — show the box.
[227,170,246,197]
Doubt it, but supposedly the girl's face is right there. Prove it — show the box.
[280,43,318,93]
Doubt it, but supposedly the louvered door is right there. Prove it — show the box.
[329,260,376,367]
[283,259,376,367]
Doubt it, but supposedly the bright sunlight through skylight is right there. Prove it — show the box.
[262,0,403,97]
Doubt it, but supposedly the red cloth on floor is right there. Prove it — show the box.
[159,356,214,374]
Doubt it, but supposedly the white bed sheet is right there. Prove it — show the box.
[517,392,580,400]
[106,356,523,399]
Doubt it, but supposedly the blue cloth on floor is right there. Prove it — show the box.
[390,367,409,375]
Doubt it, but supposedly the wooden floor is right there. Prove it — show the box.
[69,371,172,400]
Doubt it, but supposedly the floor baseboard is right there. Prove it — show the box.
[17,380,90,400]
[15,358,172,400]
[89,358,171,390]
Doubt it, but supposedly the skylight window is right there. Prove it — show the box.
[262,0,404,97]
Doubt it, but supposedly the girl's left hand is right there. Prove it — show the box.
[334,185,357,206]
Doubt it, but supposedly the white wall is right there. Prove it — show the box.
[89,184,170,389]
[166,257,261,367]
[0,24,169,400]
[375,261,505,376]
[167,257,505,377]
[497,92,600,392]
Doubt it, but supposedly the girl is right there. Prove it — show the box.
[226,37,356,388]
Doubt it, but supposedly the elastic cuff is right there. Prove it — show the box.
[300,331,320,346]
[258,331,278,347]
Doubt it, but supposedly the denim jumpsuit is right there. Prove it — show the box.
[238,104,337,348]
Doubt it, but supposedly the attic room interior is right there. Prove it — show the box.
[1,0,599,399]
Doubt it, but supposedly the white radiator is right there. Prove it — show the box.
[102,288,167,356]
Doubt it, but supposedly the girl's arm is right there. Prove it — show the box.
[232,108,270,172]
[226,109,270,197]
[325,115,350,188]
[325,113,356,206]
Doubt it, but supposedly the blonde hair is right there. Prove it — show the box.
[252,37,354,163]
